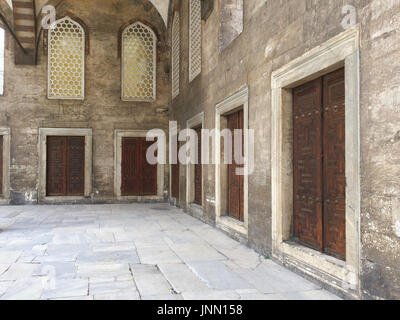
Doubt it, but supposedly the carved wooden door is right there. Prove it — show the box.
[293,79,324,251]
[293,68,346,260]
[66,137,85,196]
[323,68,346,260]
[47,136,67,196]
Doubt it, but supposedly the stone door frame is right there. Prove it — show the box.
[215,86,249,238]
[114,129,164,201]
[271,28,361,297]
[0,128,11,204]
[186,112,204,218]
[38,128,93,202]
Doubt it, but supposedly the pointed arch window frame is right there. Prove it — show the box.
[121,21,157,102]
[47,16,86,100]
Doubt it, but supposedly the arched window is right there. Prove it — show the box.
[220,0,243,51]
[47,17,85,100]
[171,12,180,99]
[0,28,4,95]
[189,0,202,82]
[121,22,156,101]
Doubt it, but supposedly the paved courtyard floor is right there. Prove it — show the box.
[0,203,340,300]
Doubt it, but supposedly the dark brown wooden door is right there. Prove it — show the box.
[323,68,346,260]
[194,126,202,206]
[227,109,244,222]
[0,136,3,196]
[47,136,67,196]
[121,137,157,196]
[293,78,324,251]
[142,140,157,195]
[47,136,85,197]
[122,138,141,196]
[66,137,85,196]
[171,162,179,200]
[293,68,346,260]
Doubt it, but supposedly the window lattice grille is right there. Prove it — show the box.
[172,13,180,99]
[48,17,85,100]
[122,22,156,101]
[189,0,202,82]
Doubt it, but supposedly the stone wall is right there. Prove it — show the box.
[0,0,171,203]
[169,0,400,299]
[359,0,400,300]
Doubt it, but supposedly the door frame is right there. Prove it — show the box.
[114,129,164,201]
[215,86,249,238]
[38,128,93,202]
[186,112,204,218]
[271,28,360,297]
[0,128,11,204]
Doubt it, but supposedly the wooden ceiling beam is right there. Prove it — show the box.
[12,0,36,65]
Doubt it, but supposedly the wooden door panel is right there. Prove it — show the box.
[121,138,141,196]
[46,136,67,196]
[323,68,346,260]
[293,78,324,251]
[171,162,179,200]
[171,140,181,200]
[194,126,202,205]
[227,109,244,222]
[142,141,157,195]
[238,110,244,221]
[228,164,241,220]
[67,137,85,196]
[0,136,3,196]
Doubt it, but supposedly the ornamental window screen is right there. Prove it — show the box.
[47,17,85,100]
[122,22,156,101]
[172,13,180,99]
[189,0,202,82]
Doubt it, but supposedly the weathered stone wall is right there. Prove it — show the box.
[0,0,171,203]
[359,0,400,300]
[170,0,400,299]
